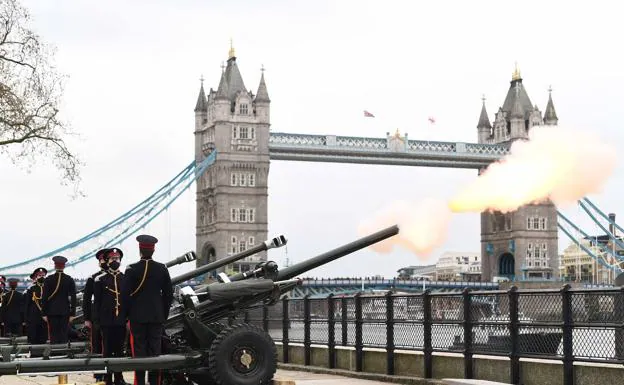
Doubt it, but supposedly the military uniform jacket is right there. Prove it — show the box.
[83,270,107,322]
[121,259,173,323]
[22,284,44,323]
[93,272,126,327]
[41,272,77,317]
[1,289,24,324]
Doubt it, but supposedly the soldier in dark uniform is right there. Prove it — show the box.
[41,256,77,344]
[121,235,173,385]
[1,278,24,336]
[83,249,109,384]
[95,248,128,385]
[23,267,48,344]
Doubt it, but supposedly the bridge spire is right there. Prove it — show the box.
[544,85,558,125]
[194,75,207,112]
[477,94,491,129]
[255,64,270,103]
[512,61,521,81]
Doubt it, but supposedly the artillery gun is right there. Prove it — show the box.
[0,225,400,385]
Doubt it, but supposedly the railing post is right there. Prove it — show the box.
[462,288,473,379]
[615,287,624,362]
[341,296,348,346]
[244,310,250,324]
[385,290,395,375]
[262,304,269,332]
[304,294,311,366]
[508,286,520,385]
[561,284,574,385]
[423,289,433,378]
[327,293,336,368]
[354,293,363,372]
[282,296,290,364]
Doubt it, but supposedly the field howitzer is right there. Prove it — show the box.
[0,225,400,385]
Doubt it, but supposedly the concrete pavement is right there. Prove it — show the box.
[0,369,395,384]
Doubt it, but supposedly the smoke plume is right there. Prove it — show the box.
[449,125,617,213]
[357,198,451,258]
[360,125,617,257]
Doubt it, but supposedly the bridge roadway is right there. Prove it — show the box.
[290,278,498,298]
[268,132,509,169]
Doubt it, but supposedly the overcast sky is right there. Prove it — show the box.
[2,0,623,279]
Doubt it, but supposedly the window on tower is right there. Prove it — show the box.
[239,104,249,115]
[239,127,249,139]
[231,208,237,222]
[239,240,247,252]
[239,173,247,186]
[248,173,256,186]
[250,127,256,139]
[231,173,238,186]
[232,126,238,139]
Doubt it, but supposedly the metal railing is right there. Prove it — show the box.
[243,285,624,385]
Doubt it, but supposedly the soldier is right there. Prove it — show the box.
[95,248,128,385]
[23,267,48,344]
[83,248,109,384]
[122,235,173,385]
[41,256,77,344]
[1,278,24,336]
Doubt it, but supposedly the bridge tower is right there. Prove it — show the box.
[478,65,559,282]
[193,44,270,275]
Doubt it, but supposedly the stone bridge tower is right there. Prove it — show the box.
[193,45,270,275]
[477,65,559,282]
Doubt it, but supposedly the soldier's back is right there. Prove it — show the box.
[124,259,171,323]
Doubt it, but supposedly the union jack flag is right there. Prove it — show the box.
[428,116,436,124]
[363,110,375,118]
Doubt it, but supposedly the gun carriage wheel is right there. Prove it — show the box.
[206,323,277,385]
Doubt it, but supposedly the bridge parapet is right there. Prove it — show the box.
[268,132,510,169]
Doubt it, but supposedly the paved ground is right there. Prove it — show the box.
[0,369,394,384]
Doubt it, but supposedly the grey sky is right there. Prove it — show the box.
[2,0,623,279]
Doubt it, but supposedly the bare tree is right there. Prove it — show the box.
[1,0,82,192]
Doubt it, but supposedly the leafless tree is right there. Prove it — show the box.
[1,0,82,193]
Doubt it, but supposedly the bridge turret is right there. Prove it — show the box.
[477,95,492,144]
[544,86,558,125]
[254,69,270,124]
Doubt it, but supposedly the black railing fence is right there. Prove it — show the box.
[241,285,624,385]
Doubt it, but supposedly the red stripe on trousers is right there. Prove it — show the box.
[128,322,138,385]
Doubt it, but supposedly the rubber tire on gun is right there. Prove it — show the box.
[207,323,277,385]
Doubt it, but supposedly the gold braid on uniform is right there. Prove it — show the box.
[130,260,150,297]
[32,284,44,311]
[48,272,63,299]
[5,291,14,307]
[106,272,122,317]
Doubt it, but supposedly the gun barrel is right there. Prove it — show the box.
[171,235,287,285]
[270,224,398,281]
[166,251,197,268]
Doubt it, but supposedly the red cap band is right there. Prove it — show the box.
[139,243,155,250]
[54,262,65,269]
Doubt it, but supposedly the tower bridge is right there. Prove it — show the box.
[193,50,560,283]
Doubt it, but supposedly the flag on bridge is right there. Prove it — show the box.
[364,110,375,118]
[428,116,436,124]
